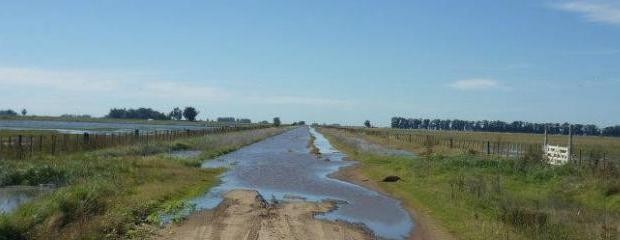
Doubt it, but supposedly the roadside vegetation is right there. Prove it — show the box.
[354,127,620,160]
[0,127,286,240]
[319,127,619,240]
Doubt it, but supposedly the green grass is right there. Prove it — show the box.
[0,127,286,240]
[358,127,620,160]
[320,128,620,240]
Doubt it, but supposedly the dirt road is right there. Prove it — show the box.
[154,127,413,240]
[155,190,372,240]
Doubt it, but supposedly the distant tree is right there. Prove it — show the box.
[106,107,169,120]
[0,109,18,116]
[169,107,183,120]
[273,117,281,127]
[364,120,371,128]
[237,118,252,124]
[107,108,127,118]
[21,109,27,116]
[183,107,199,121]
[217,117,236,123]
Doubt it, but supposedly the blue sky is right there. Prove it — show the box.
[1,0,619,126]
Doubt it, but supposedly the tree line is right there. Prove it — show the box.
[0,109,27,116]
[107,107,199,121]
[216,117,252,124]
[391,117,620,137]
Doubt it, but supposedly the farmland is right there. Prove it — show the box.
[318,127,620,240]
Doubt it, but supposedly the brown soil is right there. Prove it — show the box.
[330,163,456,240]
[155,190,373,240]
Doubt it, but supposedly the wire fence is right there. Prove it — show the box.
[0,124,271,160]
[328,127,617,171]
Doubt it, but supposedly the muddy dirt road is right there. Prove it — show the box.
[157,127,414,240]
[157,190,372,240]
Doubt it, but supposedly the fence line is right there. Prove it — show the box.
[326,127,615,169]
[0,125,270,160]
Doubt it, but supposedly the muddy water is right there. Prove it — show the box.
[196,127,414,240]
[0,186,52,214]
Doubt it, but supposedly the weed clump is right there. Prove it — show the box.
[0,163,66,187]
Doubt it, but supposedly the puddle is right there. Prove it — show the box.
[196,127,414,240]
[0,186,53,214]
[308,127,346,161]
[169,150,202,158]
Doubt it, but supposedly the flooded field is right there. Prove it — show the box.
[195,127,414,240]
[0,186,52,214]
[0,119,211,134]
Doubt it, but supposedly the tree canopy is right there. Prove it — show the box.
[183,107,199,121]
[106,108,169,120]
[169,107,183,120]
[273,117,281,127]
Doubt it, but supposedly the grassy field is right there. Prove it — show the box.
[0,127,287,240]
[319,127,620,240]
[360,127,620,159]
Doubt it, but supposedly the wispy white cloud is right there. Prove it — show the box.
[448,79,500,91]
[551,0,620,25]
[0,67,230,102]
[0,67,121,92]
[0,67,354,112]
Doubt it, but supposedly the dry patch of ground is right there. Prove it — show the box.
[155,190,372,240]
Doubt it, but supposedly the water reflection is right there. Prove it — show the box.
[0,186,52,214]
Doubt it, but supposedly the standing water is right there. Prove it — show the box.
[195,127,414,240]
[0,186,52,214]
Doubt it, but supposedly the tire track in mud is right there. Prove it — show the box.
[156,190,372,240]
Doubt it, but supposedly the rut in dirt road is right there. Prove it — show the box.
[157,190,372,240]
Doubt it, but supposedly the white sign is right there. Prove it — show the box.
[544,145,569,165]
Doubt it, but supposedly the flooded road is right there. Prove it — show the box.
[194,127,414,240]
[0,186,52,214]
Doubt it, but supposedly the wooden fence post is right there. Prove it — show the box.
[29,136,33,158]
[486,141,490,155]
[17,135,23,159]
[51,135,56,155]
